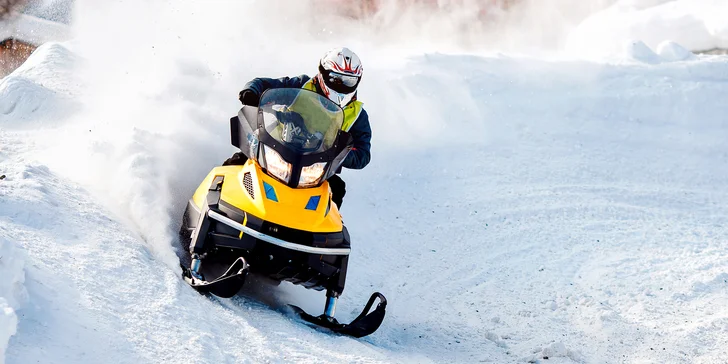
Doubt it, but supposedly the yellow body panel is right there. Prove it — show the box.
[192,160,342,233]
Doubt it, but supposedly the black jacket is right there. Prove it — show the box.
[241,75,371,170]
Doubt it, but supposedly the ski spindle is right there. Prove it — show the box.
[324,295,338,318]
[190,254,204,280]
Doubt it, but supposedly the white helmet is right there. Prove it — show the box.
[315,47,363,106]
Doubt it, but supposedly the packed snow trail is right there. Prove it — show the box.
[2,1,728,363]
[3,41,728,363]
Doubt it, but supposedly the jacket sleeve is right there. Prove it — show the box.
[241,75,310,97]
[341,109,372,170]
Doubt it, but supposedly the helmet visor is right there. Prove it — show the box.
[320,68,360,94]
[328,71,359,87]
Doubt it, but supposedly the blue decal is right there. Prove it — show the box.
[305,195,321,211]
[324,197,331,217]
[263,181,278,202]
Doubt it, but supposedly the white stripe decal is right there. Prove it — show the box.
[208,210,351,255]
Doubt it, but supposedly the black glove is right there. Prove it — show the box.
[239,90,260,106]
[222,152,248,166]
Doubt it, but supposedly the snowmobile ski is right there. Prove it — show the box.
[289,292,387,338]
[183,257,249,298]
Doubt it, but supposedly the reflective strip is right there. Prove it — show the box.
[342,101,362,132]
[208,210,351,256]
[302,79,316,92]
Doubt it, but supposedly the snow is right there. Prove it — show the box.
[0,14,70,45]
[1,0,728,363]
[567,0,728,57]
[656,41,697,62]
[0,42,78,126]
[0,151,29,364]
[22,0,75,25]
[0,237,25,364]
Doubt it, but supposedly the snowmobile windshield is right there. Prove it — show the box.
[258,88,344,154]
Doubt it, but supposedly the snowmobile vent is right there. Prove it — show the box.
[243,172,254,199]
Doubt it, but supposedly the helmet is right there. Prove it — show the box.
[315,47,363,106]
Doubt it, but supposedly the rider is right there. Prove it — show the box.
[224,47,371,209]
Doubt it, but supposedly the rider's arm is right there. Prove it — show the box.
[341,109,371,170]
[239,75,311,104]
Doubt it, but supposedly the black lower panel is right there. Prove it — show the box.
[204,241,347,293]
[181,199,351,295]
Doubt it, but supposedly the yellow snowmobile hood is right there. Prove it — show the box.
[191,160,342,233]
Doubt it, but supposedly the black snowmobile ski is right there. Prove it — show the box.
[183,257,249,298]
[289,292,387,338]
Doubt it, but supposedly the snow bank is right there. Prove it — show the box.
[9,42,78,93]
[0,238,26,364]
[624,40,662,64]
[0,240,26,312]
[0,76,56,120]
[656,40,697,61]
[567,0,728,57]
[0,303,17,364]
[0,42,78,125]
[616,39,697,64]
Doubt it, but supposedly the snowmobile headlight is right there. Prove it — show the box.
[263,145,291,183]
[298,162,327,188]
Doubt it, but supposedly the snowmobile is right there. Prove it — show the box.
[178,88,386,338]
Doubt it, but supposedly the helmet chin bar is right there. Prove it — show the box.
[326,89,355,107]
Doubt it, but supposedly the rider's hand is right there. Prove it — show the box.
[239,90,260,106]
